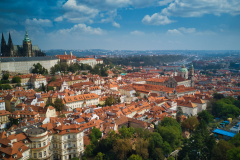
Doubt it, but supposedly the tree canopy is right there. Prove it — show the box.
[32,63,48,74]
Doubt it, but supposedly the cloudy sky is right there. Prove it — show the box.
[0,0,240,50]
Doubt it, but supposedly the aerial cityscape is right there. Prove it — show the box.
[0,0,240,160]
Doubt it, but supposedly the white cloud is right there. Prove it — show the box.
[161,0,240,17]
[57,23,105,35]
[25,18,53,27]
[112,22,120,28]
[54,16,63,22]
[130,30,145,35]
[178,27,196,33]
[158,0,174,6]
[166,29,182,35]
[142,13,175,25]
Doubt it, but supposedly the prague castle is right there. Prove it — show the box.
[1,30,46,57]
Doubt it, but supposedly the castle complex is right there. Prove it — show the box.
[1,30,46,57]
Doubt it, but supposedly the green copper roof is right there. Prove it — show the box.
[179,67,188,72]
[23,29,31,42]
[179,62,188,72]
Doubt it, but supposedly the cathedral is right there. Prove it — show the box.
[1,30,46,57]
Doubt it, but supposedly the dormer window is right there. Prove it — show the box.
[2,153,5,157]
[67,129,70,132]
[13,154,17,158]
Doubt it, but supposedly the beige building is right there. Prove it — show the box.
[63,93,99,110]
[0,110,11,129]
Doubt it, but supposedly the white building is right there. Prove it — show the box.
[0,56,59,74]
[77,58,97,67]
[0,100,6,110]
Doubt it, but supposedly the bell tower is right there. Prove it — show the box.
[189,63,195,87]
[23,29,32,57]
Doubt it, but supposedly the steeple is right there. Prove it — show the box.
[23,29,31,42]
[1,32,6,45]
[8,32,14,51]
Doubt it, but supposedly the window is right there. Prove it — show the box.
[39,152,42,158]
[44,151,46,157]
[34,153,37,158]
[68,143,71,147]
[68,135,70,139]
[38,143,41,148]
[33,144,36,148]
[43,142,46,146]
[73,144,75,147]
[64,144,67,149]
[73,135,75,138]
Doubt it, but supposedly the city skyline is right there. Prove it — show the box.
[0,0,240,50]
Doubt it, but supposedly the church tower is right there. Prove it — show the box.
[189,63,195,87]
[1,32,7,57]
[23,29,32,57]
[8,32,14,57]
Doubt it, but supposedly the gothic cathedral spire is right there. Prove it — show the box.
[1,32,7,56]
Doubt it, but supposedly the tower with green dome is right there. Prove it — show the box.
[178,62,188,79]
[23,29,33,57]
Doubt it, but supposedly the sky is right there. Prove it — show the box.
[0,0,240,50]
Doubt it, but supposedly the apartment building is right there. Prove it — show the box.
[63,93,99,110]
[0,123,84,160]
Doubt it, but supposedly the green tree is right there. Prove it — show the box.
[16,83,21,87]
[90,127,102,144]
[61,63,68,73]
[113,139,132,160]
[0,84,12,90]
[135,138,149,159]
[95,152,105,160]
[198,110,214,123]
[162,141,172,156]
[127,154,142,160]
[118,126,135,139]
[32,63,48,74]
[42,83,45,92]
[181,117,199,132]
[12,76,21,83]
[47,86,54,91]
[212,140,234,160]
[227,147,240,160]
[167,157,174,160]
[105,96,116,106]
[161,117,182,132]
[53,98,64,111]
[70,158,79,160]
[49,76,56,82]
[176,107,183,122]
[82,72,87,75]
[229,133,240,147]
[2,73,9,80]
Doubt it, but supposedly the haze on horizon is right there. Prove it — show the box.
[0,0,240,50]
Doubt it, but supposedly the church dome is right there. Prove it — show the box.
[178,63,188,72]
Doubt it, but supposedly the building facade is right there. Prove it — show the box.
[0,56,59,74]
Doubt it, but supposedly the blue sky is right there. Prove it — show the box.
[0,0,240,50]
